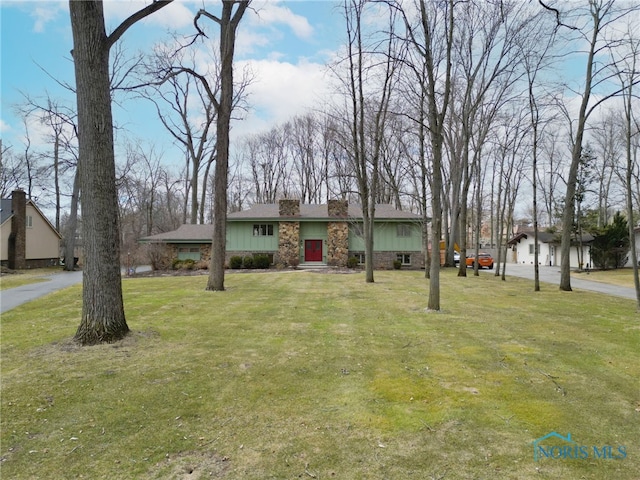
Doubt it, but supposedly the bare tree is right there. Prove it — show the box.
[540,0,640,291]
[592,110,625,227]
[519,9,558,290]
[611,23,640,309]
[69,0,173,345]
[201,1,250,292]
[0,141,26,197]
[399,0,455,309]
[143,42,217,224]
[332,0,401,283]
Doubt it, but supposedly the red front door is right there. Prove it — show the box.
[304,240,323,262]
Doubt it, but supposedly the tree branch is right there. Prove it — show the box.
[107,0,175,51]
[538,0,578,31]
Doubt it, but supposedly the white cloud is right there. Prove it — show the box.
[29,2,65,33]
[249,2,314,40]
[102,0,194,31]
[0,118,11,133]
[231,58,335,139]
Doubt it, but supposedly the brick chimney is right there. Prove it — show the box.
[278,199,300,217]
[8,189,27,269]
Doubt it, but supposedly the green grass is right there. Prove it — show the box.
[0,268,60,290]
[572,267,638,288]
[1,270,638,479]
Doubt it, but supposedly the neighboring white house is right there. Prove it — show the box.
[507,229,594,269]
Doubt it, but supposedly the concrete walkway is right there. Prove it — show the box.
[489,263,637,301]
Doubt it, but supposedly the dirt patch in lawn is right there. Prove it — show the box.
[144,450,231,479]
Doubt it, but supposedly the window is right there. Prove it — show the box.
[177,246,201,261]
[397,253,411,265]
[253,224,274,236]
[26,215,33,228]
[529,243,539,254]
[354,253,365,265]
[396,224,411,237]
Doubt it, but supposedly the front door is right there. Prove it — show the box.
[304,240,323,262]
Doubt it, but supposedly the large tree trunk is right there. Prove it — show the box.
[70,1,127,344]
[207,1,249,291]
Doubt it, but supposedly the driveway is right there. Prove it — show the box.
[492,263,637,300]
[1,267,150,314]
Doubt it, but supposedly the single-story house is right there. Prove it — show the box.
[1,189,62,269]
[507,228,594,269]
[140,199,425,269]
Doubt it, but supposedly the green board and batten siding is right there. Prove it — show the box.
[299,222,328,242]
[348,221,422,252]
[226,222,279,251]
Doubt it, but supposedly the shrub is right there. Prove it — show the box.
[230,256,243,269]
[243,255,255,269]
[393,260,402,270]
[347,257,358,269]
[196,260,209,270]
[182,259,196,270]
[253,254,271,269]
[172,258,183,270]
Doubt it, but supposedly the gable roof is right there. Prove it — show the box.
[140,224,214,243]
[0,195,62,238]
[0,198,12,225]
[507,229,593,246]
[227,203,422,221]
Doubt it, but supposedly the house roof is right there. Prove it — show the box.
[0,195,62,238]
[140,203,423,243]
[227,203,422,221]
[140,224,214,243]
[0,198,12,225]
[507,229,593,246]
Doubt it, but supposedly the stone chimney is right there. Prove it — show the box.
[8,189,27,269]
[279,199,300,217]
[328,199,348,218]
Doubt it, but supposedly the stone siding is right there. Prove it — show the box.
[279,199,300,217]
[328,199,348,217]
[349,251,425,270]
[277,221,300,266]
[326,222,349,266]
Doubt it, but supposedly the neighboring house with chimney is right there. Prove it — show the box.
[1,189,62,269]
[140,199,425,269]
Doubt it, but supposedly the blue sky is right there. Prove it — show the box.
[1,0,343,163]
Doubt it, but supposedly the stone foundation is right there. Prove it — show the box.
[349,251,425,270]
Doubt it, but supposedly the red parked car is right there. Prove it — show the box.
[466,253,494,269]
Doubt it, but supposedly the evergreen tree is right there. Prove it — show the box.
[590,212,630,269]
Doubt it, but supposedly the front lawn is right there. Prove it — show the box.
[1,270,638,479]
[572,267,638,289]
